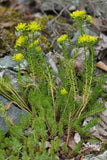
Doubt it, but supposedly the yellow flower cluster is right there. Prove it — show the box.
[86,15,93,23]
[70,10,86,20]
[15,23,27,31]
[78,34,98,45]
[27,22,41,33]
[60,88,68,95]
[36,46,41,52]
[29,40,39,48]
[13,53,24,61]
[15,22,41,33]
[15,35,28,48]
[57,34,68,43]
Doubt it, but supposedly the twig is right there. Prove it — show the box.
[51,0,59,15]
[48,4,70,25]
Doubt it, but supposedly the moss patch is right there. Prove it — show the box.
[0,7,21,23]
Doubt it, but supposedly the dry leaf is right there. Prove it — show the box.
[68,136,76,149]
[96,61,107,71]
[92,17,102,30]
[0,22,16,28]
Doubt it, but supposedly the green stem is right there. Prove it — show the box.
[77,46,95,118]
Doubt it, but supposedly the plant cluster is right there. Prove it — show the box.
[0,10,106,159]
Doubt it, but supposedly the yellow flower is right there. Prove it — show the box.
[29,40,39,49]
[78,34,98,45]
[70,10,86,20]
[57,34,68,43]
[15,35,28,48]
[13,53,24,61]
[15,23,27,31]
[86,15,93,23]
[60,88,68,95]
[34,40,39,45]
[27,22,41,33]
[36,46,41,52]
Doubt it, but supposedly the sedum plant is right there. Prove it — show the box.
[0,10,106,159]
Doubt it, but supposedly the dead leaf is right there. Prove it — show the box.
[92,17,102,30]
[0,22,16,28]
[96,61,107,71]
[68,136,76,149]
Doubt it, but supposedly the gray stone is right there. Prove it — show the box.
[74,132,81,144]
[0,95,27,134]
[46,52,58,73]
[40,0,72,12]
[0,56,28,71]
[68,5,76,12]
[93,1,107,19]
[3,69,18,86]
[83,154,94,160]
[0,56,17,70]
[102,102,107,116]
[83,150,107,160]
[3,69,32,90]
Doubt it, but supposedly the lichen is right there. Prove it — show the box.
[37,35,52,52]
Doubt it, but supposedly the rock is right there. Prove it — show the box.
[0,68,33,90]
[45,141,51,149]
[0,95,27,134]
[74,132,81,144]
[40,0,71,12]
[0,56,17,70]
[46,52,58,73]
[83,117,93,126]
[0,56,28,71]
[3,69,19,90]
[93,1,107,19]
[71,47,90,60]
[70,47,90,72]
[83,150,107,160]
[33,12,43,18]
[85,2,96,17]
[82,106,107,141]
[102,102,107,116]
[71,0,80,7]
[103,84,107,93]
[94,45,102,57]
[99,33,107,50]
[83,141,102,153]
[24,128,33,136]
[68,5,76,12]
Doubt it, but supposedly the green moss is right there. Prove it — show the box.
[34,16,48,31]
[57,17,67,24]
[37,35,52,52]
[0,8,22,51]
[0,7,32,51]
[0,7,21,23]
[47,15,55,20]
[100,140,107,153]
